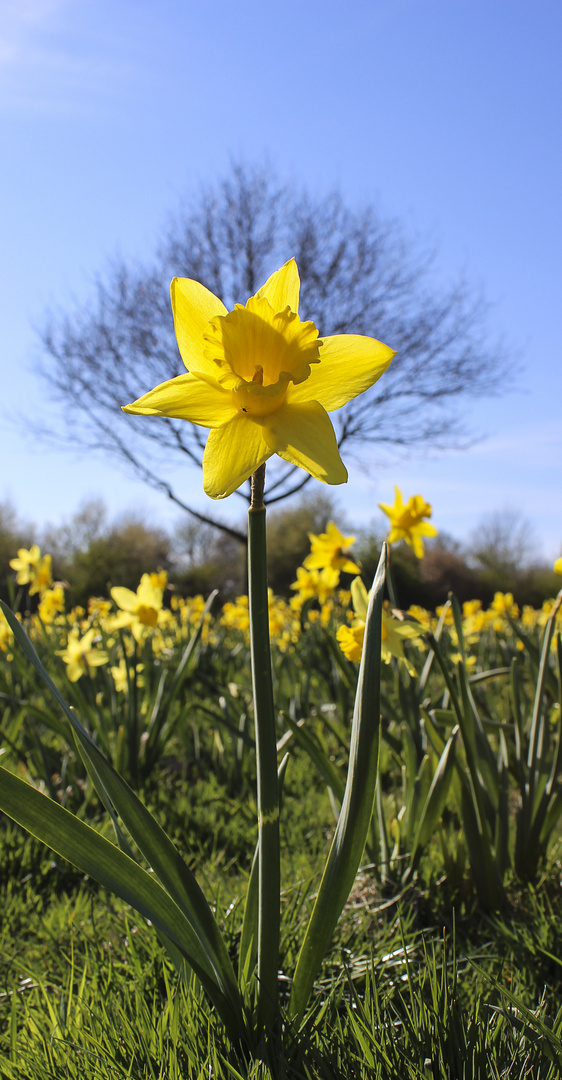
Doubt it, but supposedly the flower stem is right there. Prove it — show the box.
[248,464,280,1035]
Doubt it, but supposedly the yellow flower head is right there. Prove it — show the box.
[10,545,53,596]
[378,486,438,559]
[0,609,14,655]
[111,658,145,694]
[221,595,250,634]
[290,565,340,604]
[491,591,518,617]
[336,576,421,673]
[88,597,113,619]
[38,584,65,624]
[57,628,109,682]
[9,544,41,584]
[123,259,395,499]
[303,521,360,575]
[111,573,166,641]
[149,569,168,590]
[554,557,562,575]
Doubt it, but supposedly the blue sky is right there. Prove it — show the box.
[1,0,560,558]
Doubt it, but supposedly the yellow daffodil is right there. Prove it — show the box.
[336,576,421,673]
[491,592,519,618]
[451,652,477,669]
[122,259,395,498]
[88,597,113,619]
[111,658,145,694]
[9,545,41,584]
[303,521,360,575]
[290,565,340,604]
[378,486,438,558]
[554,557,562,575]
[149,569,168,590]
[110,573,167,642]
[10,545,53,596]
[38,585,65,623]
[0,610,14,657]
[57,628,108,682]
[407,604,435,632]
[221,595,250,634]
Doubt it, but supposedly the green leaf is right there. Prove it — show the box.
[0,599,244,1039]
[0,766,243,1039]
[404,728,458,883]
[289,543,386,1024]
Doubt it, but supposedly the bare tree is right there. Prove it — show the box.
[469,509,537,577]
[35,161,508,542]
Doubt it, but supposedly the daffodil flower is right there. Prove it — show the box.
[9,545,42,584]
[38,585,65,624]
[336,576,421,673]
[57,628,108,682]
[378,486,438,558]
[10,545,53,596]
[554,557,562,575]
[110,573,167,642]
[303,521,360,575]
[290,565,340,604]
[123,259,394,499]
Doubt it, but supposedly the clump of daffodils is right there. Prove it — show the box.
[5,523,562,687]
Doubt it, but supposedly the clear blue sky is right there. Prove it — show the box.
[1,0,560,558]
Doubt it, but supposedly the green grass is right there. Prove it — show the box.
[2,596,562,1075]
[3,754,562,1077]
[3,872,562,1078]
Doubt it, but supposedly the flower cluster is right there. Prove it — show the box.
[4,524,562,691]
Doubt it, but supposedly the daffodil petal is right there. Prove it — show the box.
[171,278,227,376]
[386,527,405,545]
[254,258,300,314]
[261,401,347,485]
[409,535,424,558]
[203,415,272,498]
[287,335,395,412]
[122,373,237,428]
[110,587,139,613]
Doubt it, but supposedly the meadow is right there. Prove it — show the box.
[1,516,562,1079]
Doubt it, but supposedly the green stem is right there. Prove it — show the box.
[248,464,280,1035]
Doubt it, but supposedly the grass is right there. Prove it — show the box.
[3,874,562,1077]
[1,586,562,1076]
[2,747,562,1078]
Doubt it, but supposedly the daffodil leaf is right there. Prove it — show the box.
[0,764,243,1039]
[0,599,244,1037]
[289,543,386,1024]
